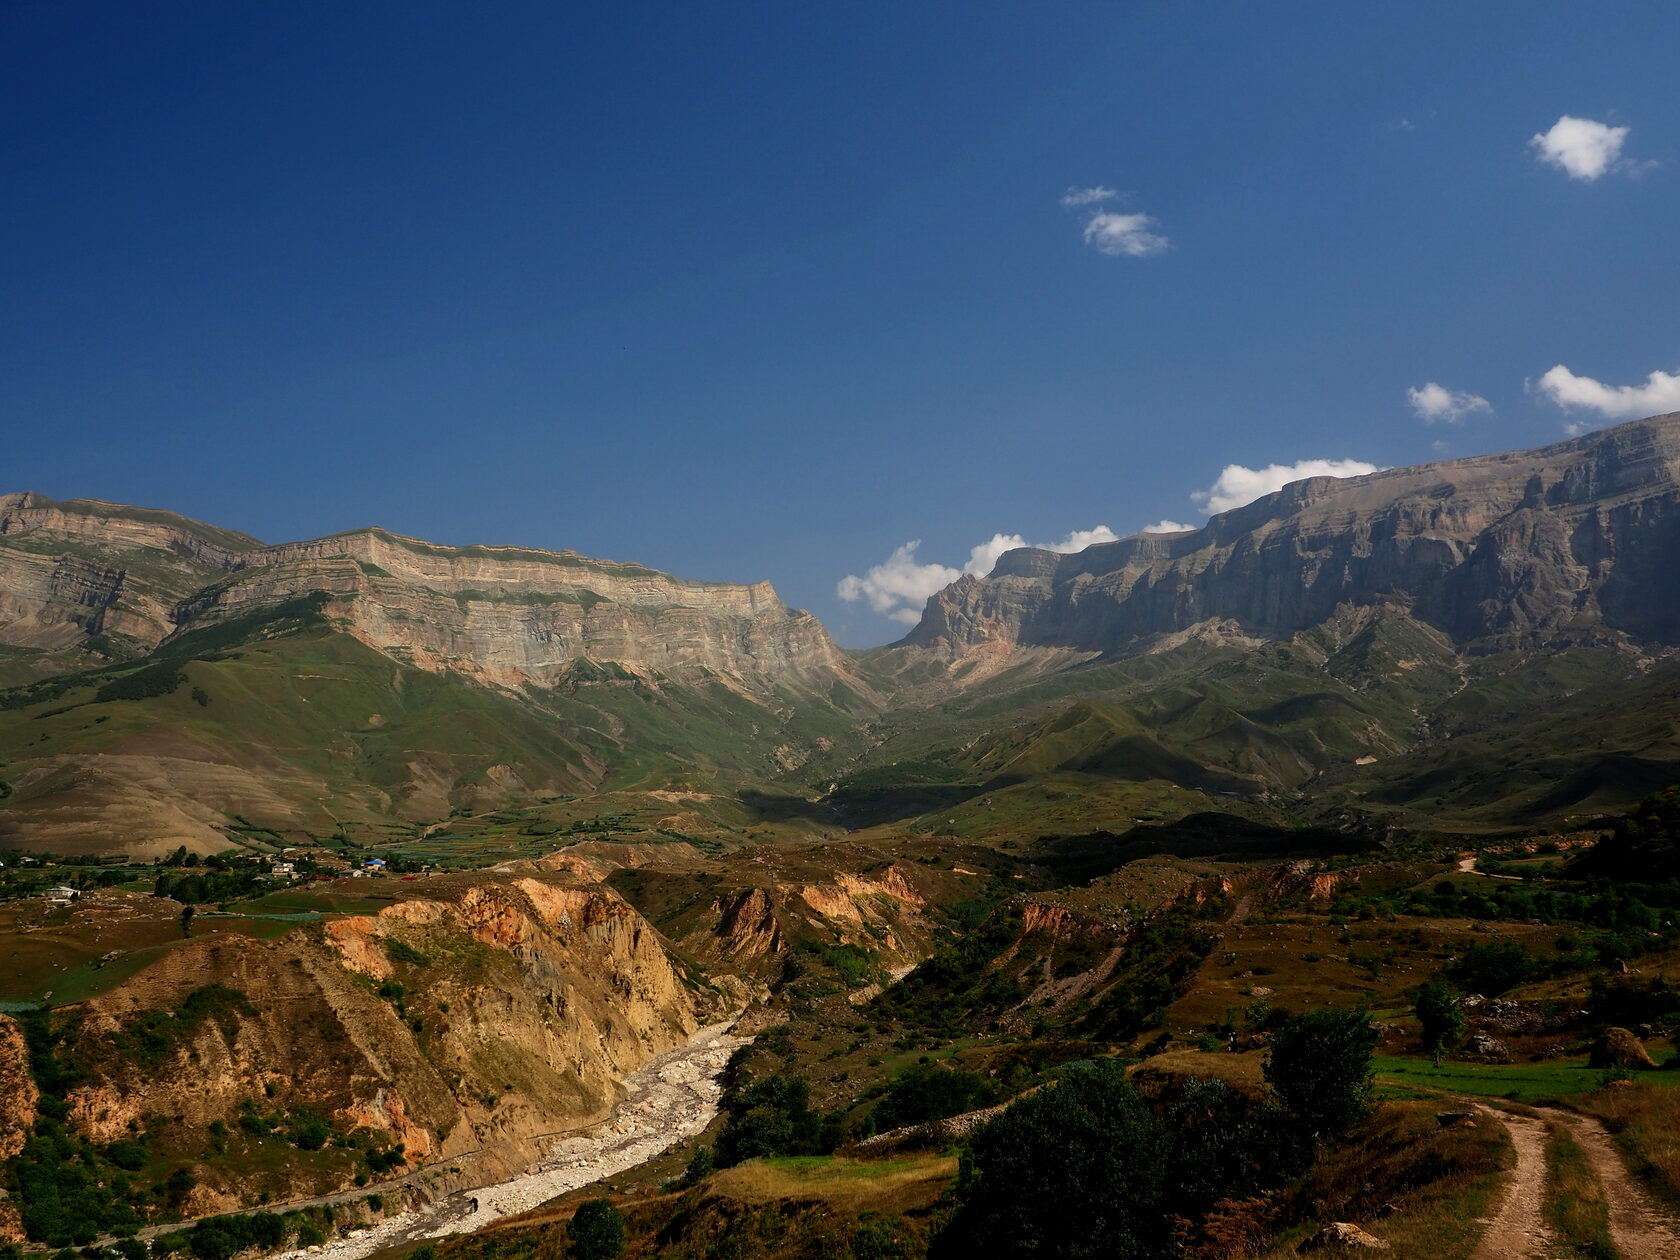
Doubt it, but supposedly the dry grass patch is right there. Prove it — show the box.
[1544,1121,1614,1258]
[711,1153,956,1210]
[1261,1100,1511,1260]
[1574,1080,1680,1209]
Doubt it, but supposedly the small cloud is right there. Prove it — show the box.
[1536,362,1680,425]
[1530,115,1633,181]
[1407,382,1492,425]
[835,542,960,626]
[838,526,1120,624]
[1395,118,1417,132]
[1141,520,1195,534]
[1081,211,1170,258]
[1061,185,1117,207]
[1192,459,1382,515]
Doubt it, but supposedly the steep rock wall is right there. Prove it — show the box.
[904,413,1680,663]
[58,875,713,1207]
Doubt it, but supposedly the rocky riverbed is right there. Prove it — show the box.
[275,1021,748,1260]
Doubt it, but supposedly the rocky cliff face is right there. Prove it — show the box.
[902,413,1680,663]
[0,493,256,662]
[60,872,719,1210]
[0,495,854,699]
[187,527,851,694]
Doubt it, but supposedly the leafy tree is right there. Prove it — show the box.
[715,1073,834,1166]
[1160,1076,1302,1212]
[681,1145,714,1187]
[872,1063,998,1131]
[286,1113,332,1151]
[566,1200,625,1260]
[1414,982,1465,1066]
[1447,942,1533,996]
[1577,785,1680,881]
[1263,1006,1376,1140]
[933,1060,1172,1260]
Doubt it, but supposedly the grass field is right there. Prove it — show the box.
[712,1152,957,1208]
[1374,1055,1680,1103]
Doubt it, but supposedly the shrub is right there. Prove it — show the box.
[872,1063,998,1132]
[933,1060,1171,1260]
[1447,942,1534,996]
[681,1145,714,1186]
[383,939,430,968]
[566,1200,625,1260]
[1263,1006,1376,1140]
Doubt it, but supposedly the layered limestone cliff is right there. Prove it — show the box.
[58,874,718,1210]
[184,528,851,693]
[0,496,854,698]
[0,493,256,656]
[903,413,1680,663]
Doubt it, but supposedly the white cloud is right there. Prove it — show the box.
[1141,520,1195,534]
[838,526,1121,625]
[1530,115,1631,181]
[1536,362,1680,425]
[1081,211,1170,258]
[1407,381,1491,425]
[1192,459,1381,515]
[836,542,960,626]
[1061,185,1117,207]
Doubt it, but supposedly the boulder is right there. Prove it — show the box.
[1589,1026,1657,1070]
[1300,1222,1391,1251]
[1469,1033,1509,1060]
[1435,1110,1477,1128]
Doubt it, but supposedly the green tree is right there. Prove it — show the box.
[681,1145,715,1187]
[715,1073,832,1166]
[872,1063,999,1131]
[566,1200,625,1260]
[1447,942,1533,996]
[179,905,195,937]
[933,1060,1171,1260]
[1263,1006,1376,1140]
[1414,982,1465,1066]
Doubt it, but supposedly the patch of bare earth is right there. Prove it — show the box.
[1472,1107,1553,1259]
[1552,1110,1680,1260]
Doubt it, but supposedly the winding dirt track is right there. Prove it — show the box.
[1472,1107,1554,1259]
[1473,1103,1680,1259]
[1551,1110,1680,1260]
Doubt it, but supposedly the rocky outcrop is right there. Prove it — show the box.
[0,496,859,700]
[903,413,1680,664]
[0,493,256,656]
[1301,1222,1391,1251]
[60,873,719,1205]
[0,1014,38,1160]
[1589,1026,1657,1070]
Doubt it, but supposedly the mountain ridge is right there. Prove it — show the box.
[7,414,1680,851]
[898,411,1680,668]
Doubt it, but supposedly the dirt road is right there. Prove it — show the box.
[1473,1101,1680,1259]
[1552,1110,1680,1260]
[1472,1107,1554,1259]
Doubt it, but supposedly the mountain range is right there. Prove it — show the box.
[5,412,1680,855]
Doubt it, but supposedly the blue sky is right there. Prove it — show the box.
[6,3,1678,646]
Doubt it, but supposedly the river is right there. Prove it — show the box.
[273,1020,748,1260]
